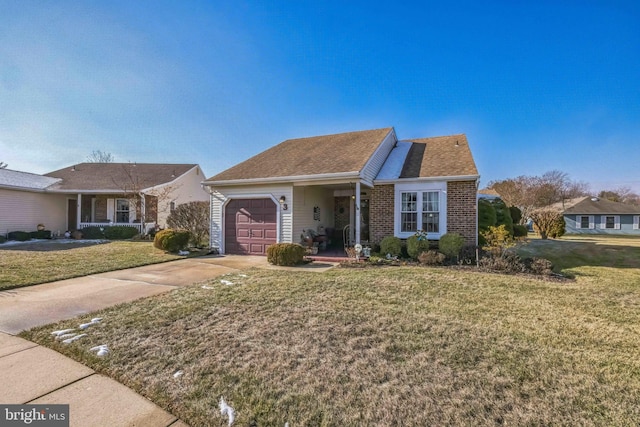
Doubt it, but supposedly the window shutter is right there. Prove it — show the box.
[601,216,607,229]
[634,216,640,230]
[589,216,594,229]
[615,216,621,230]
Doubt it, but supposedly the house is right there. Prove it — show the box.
[563,196,640,235]
[1,163,208,236]
[203,127,479,255]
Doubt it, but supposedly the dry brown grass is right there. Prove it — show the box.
[22,263,640,426]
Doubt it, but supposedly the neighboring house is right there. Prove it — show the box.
[1,163,208,236]
[0,169,68,235]
[203,127,480,255]
[477,187,500,200]
[563,196,640,235]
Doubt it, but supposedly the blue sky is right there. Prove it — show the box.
[1,1,638,192]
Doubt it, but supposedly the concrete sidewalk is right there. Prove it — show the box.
[0,255,336,426]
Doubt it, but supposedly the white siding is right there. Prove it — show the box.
[292,186,335,242]
[0,188,68,236]
[360,129,397,184]
[208,183,293,253]
[148,166,209,227]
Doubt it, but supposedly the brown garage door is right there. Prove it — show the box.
[225,198,277,255]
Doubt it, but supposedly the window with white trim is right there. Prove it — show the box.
[422,191,440,233]
[399,190,442,235]
[116,199,130,223]
[577,215,594,229]
[401,192,418,232]
[579,216,590,229]
[601,215,620,230]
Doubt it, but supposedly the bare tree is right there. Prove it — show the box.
[86,150,115,163]
[167,201,210,247]
[489,170,589,223]
[598,186,640,205]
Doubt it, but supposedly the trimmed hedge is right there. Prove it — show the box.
[439,232,465,259]
[266,243,305,266]
[406,234,430,259]
[80,226,105,239]
[380,236,402,257]
[513,224,528,237]
[29,230,52,239]
[153,228,191,252]
[103,225,139,240]
[8,231,31,241]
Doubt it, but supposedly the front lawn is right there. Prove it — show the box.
[22,256,640,425]
[0,240,183,291]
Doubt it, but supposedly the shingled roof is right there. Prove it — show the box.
[45,163,197,192]
[400,134,478,178]
[563,197,640,215]
[206,128,393,183]
[0,168,61,191]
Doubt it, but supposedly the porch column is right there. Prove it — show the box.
[76,193,82,230]
[140,193,146,232]
[355,181,361,245]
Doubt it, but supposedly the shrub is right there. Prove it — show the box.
[509,206,523,224]
[478,252,525,274]
[0,235,6,244]
[8,231,31,241]
[481,225,515,256]
[406,231,430,259]
[492,199,514,236]
[154,228,191,252]
[167,201,210,247]
[439,233,465,259]
[380,236,402,257]
[80,226,105,239]
[548,216,566,239]
[478,199,497,245]
[513,224,529,238]
[29,230,52,239]
[418,250,445,265]
[104,226,139,240]
[523,257,554,275]
[266,243,306,266]
[530,209,564,240]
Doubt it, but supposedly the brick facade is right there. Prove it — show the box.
[446,180,477,245]
[369,184,394,245]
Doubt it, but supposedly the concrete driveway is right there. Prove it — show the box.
[0,255,269,335]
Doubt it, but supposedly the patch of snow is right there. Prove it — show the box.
[62,334,87,344]
[173,370,184,379]
[51,328,75,337]
[220,279,234,286]
[219,397,235,426]
[56,333,77,341]
[201,285,214,289]
[89,344,109,357]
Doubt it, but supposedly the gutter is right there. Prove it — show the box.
[374,174,481,185]
[203,171,363,187]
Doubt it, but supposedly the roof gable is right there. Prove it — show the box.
[207,128,393,183]
[45,163,197,192]
[400,134,478,179]
[563,197,640,215]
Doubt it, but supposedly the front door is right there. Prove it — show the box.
[67,199,77,231]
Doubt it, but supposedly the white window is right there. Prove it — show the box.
[397,185,445,237]
[601,215,620,230]
[634,215,640,230]
[577,215,594,229]
[422,191,440,233]
[401,192,418,232]
[116,199,130,223]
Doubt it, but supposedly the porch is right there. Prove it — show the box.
[69,193,158,233]
[78,221,145,234]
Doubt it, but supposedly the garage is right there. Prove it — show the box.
[224,198,277,255]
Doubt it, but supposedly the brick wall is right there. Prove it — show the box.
[446,180,477,245]
[370,184,395,245]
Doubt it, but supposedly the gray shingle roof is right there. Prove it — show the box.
[206,128,393,183]
[563,197,640,215]
[45,163,197,192]
[0,169,61,191]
